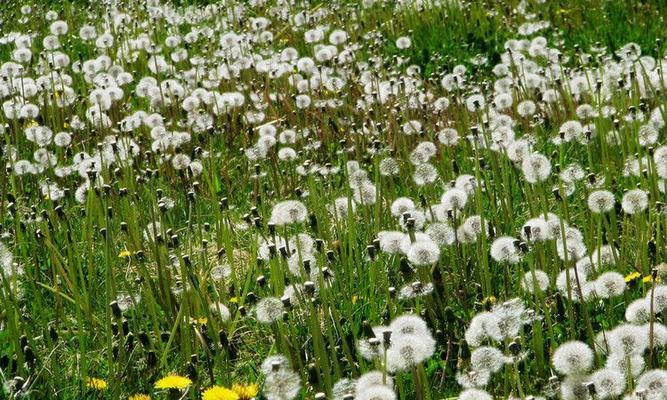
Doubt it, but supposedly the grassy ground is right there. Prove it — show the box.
[0,0,665,399]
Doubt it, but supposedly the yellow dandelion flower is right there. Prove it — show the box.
[202,386,239,400]
[189,316,208,326]
[625,271,641,283]
[129,395,151,400]
[643,275,661,283]
[351,295,358,304]
[25,120,39,128]
[154,374,192,390]
[118,250,132,258]
[232,383,259,400]
[86,377,108,390]
[481,296,497,306]
[229,297,240,303]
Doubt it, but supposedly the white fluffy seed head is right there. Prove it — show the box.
[490,236,521,264]
[625,298,651,324]
[355,385,396,400]
[636,369,667,397]
[256,297,285,324]
[521,152,552,183]
[385,333,436,372]
[425,222,456,247]
[607,324,649,355]
[594,272,626,299]
[470,346,506,373]
[552,341,594,375]
[390,197,416,217]
[605,352,645,377]
[269,200,308,225]
[590,368,626,399]
[457,389,493,400]
[521,270,550,294]
[621,189,649,214]
[355,371,393,394]
[587,190,615,213]
[406,240,440,266]
[464,312,503,347]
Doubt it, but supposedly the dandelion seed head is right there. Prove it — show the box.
[455,369,491,389]
[608,324,649,355]
[406,239,440,266]
[441,188,468,211]
[470,346,506,373]
[625,298,651,324]
[635,369,667,399]
[490,236,521,264]
[521,270,550,294]
[594,272,625,299]
[559,376,591,400]
[355,371,393,394]
[457,388,493,400]
[465,312,503,347]
[605,352,645,377]
[590,368,626,399]
[552,341,594,375]
[256,297,285,324]
[269,200,308,225]
[386,333,436,372]
[621,189,648,214]
[263,369,301,400]
[521,152,552,183]
[425,222,456,247]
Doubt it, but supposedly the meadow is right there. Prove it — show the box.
[0,0,666,399]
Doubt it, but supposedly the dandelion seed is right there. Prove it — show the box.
[332,378,356,399]
[559,376,591,400]
[490,236,521,264]
[261,355,290,374]
[355,371,393,393]
[522,152,552,183]
[355,385,397,400]
[621,189,648,214]
[263,370,301,400]
[594,272,625,298]
[625,298,651,324]
[425,222,456,247]
[605,352,645,377]
[465,312,503,347]
[412,163,439,186]
[455,369,491,389]
[552,341,594,375]
[636,369,667,398]
[590,369,626,399]
[457,389,493,400]
[607,324,649,355]
[470,346,506,373]
[396,36,412,49]
[437,128,459,146]
[391,197,416,217]
[256,297,285,324]
[406,240,440,266]
[269,200,308,225]
[521,270,550,294]
[441,188,468,211]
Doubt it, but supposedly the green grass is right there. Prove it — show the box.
[0,0,665,399]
